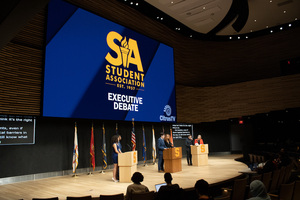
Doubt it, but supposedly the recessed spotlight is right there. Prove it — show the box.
[157,16,159,19]
[238,36,240,39]
[245,36,248,39]
[270,30,273,33]
[295,18,298,21]
[250,30,253,32]
[203,6,206,9]
[136,3,138,6]
[254,19,257,22]
[270,0,272,2]
[289,24,292,27]
[130,2,133,5]
[190,35,193,38]
[266,25,269,28]
[229,37,232,39]
[283,10,286,14]
[161,17,163,20]
[280,27,283,30]
[171,1,174,3]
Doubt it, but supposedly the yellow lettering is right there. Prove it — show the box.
[105,31,122,66]
[175,148,179,157]
[201,145,205,153]
[127,39,144,72]
[106,65,111,74]
[133,151,137,163]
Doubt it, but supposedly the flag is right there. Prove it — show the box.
[142,125,146,163]
[72,122,79,173]
[170,126,174,144]
[101,123,107,170]
[152,125,156,163]
[90,124,95,171]
[131,118,136,151]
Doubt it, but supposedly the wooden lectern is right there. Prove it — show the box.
[191,144,209,166]
[118,151,138,182]
[163,147,182,173]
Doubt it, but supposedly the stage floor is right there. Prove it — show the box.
[0,154,247,200]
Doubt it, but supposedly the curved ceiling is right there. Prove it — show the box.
[143,0,300,38]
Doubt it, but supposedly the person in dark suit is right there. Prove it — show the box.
[164,133,174,148]
[185,135,194,165]
[157,132,167,172]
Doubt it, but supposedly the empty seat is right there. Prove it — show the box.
[269,170,280,192]
[262,172,272,192]
[229,177,248,200]
[277,166,286,189]
[269,182,294,200]
[99,193,124,200]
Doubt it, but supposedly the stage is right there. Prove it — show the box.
[0,154,247,200]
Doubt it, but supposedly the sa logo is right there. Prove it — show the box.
[175,148,180,157]
[200,145,206,153]
[133,151,137,164]
[105,31,144,72]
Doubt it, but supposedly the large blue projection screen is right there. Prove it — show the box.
[43,0,176,122]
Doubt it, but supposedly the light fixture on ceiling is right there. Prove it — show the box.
[250,30,253,32]
[280,27,283,30]
[203,6,206,9]
[289,24,292,27]
[157,16,159,19]
[295,18,298,20]
[245,36,248,39]
[270,30,273,33]
[238,36,240,39]
[161,17,163,20]
[266,25,269,28]
[136,3,138,6]
[254,19,257,22]
[171,1,174,3]
[283,11,287,14]
[229,37,232,39]
[269,0,272,2]
[190,35,193,38]
[130,2,133,5]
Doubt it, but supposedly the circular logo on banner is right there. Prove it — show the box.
[164,105,172,116]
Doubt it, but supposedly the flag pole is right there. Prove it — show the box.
[152,125,157,166]
[88,122,94,176]
[72,122,79,178]
[142,125,147,167]
[100,123,107,174]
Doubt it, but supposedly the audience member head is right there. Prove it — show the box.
[250,180,270,199]
[197,135,202,140]
[188,135,192,140]
[131,172,144,184]
[194,179,209,196]
[111,135,119,144]
[164,173,173,184]
[160,132,165,139]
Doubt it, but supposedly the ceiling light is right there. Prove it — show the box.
[295,18,298,20]
[130,2,133,5]
[229,37,232,39]
[270,0,272,2]
[254,19,257,22]
[157,16,159,19]
[161,17,163,20]
[171,1,174,3]
[270,30,273,33]
[250,30,253,32]
[283,11,286,14]
[238,36,240,39]
[280,27,283,30]
[266,25,269,28]
[136,3,138,6]
[190,35,193,38]
[203,6,206,9]
[289,24,292,27]
[246,36,248,39]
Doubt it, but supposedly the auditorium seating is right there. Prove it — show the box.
[131,191,155,200]
[292,181,300,200]
[268,182,295,200]
[269,170,280,192]
[262,172,272,192]
[99,193,124,200]
[66,196,92,200]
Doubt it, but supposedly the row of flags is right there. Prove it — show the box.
[72,121,172,173]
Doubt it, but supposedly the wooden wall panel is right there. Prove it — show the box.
[0,10,45,115]
[176,74,300,123]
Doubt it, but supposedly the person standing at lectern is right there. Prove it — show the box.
[158,133,167,172]
[186,135,194,165]
[112,135,121,182]
[194,135,204,145]
[164,133,174,148]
